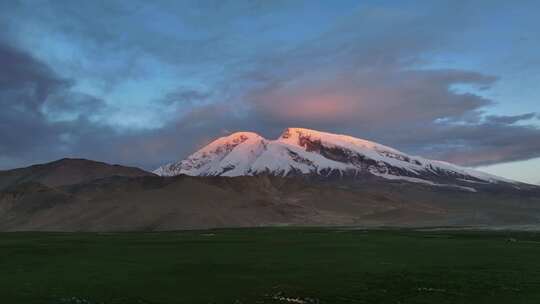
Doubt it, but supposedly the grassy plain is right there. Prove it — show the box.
[1,228,540,303]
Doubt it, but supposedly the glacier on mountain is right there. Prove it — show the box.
[154,127,514,189]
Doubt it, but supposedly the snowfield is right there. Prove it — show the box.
[154,127,515,189]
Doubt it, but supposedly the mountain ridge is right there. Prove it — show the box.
[154,127,519,192]
[0,156,538,231]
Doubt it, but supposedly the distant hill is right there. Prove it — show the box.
[0,158,153,190]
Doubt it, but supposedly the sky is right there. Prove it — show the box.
[0,0,539,184]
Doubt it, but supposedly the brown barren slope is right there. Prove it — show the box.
[1,171,539,231]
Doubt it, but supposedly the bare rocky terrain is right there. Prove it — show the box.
[0,158,539,231]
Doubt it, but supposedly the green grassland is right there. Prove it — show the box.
[1,228,540,304]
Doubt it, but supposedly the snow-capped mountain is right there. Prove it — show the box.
[154,128,515,190]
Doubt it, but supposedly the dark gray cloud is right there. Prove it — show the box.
[0,40,106,164]
[485,113,537,124]
[0,43,69,109]
[157,87,211,106]
[421,123,540,166]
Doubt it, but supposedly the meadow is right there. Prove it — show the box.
[1,228,540,304]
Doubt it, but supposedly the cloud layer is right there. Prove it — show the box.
[0,0,539,176]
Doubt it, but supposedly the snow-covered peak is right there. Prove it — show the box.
[195,131,262,155]
[154,131,266,177]
[154,127,517,189]
[278,127,401,154]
